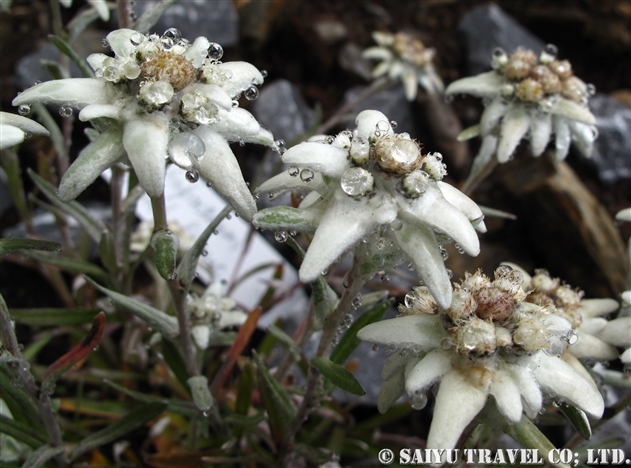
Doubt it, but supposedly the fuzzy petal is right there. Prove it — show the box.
[533,353,604,418]
[79,104,123,122]
[217,62,264,98]
[299,192,376,282]
[394,220,452,308]
[355,110,393,140]
[87,0,110,20]
[529,111,552,157]
[569,121,596,157]
[480,97,510,135]
[12,79,115,109]
[253,205,322,233]
[59,126,125,201]
[0,112,49,137]
[194,127,257,221]
[357,314,447,350]
[372,60,392,78]
[490,368,523,423]
[445,71,504,99]
[505,359,542,419]
[551,98,595,125]
[437,182,486,233]
[86,53,109,72]
[427,369,489,451]
[497,106,530,163]
[471,134,498,175]
[553,117,571,162]
[213,107,274,146]
[378,371,406,414]
[382,352,418,380]
[185,83,233,111]
[405,350,452,395]
[281,141,350,178]
[183,36,210,68]
[362,47,393,62]
[106,29,137,57]
[122,117,168,198]
[576,299,619,318]
[599,317,631,348]
[401,67,418,101]
[0,125,27,149]
[254,169,326,196]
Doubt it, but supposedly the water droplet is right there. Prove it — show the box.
[371,344,379,351]
[380,274,390,283]
[231,100,239,108]
[163,28,182,42]
[563,330,578,345]
[390,120,398,128]
[101,38,109,48]
[213,229,219,235]
[586,83,596,96]
[508,270,523,285]
[300,168,315,182]
[340,167,374,197]
[446,269,453,279]
[384,344,397,355]
[33,80,41,85]
[206,181,213,188]
[376,120,390,132]
[410,392,427,410]
[59,105,73,117]
[185,169,199,183]
[238,138,245,147]
[391,219,403,231]
[130,32,145,46]
[273,139,286,155]
[404,291,418,308]
[343,314,353,326]
[226,214,232,219]
[169,132,206,167]
[17,104,30,116]
[103,66,120,82]
[288,166,299,177]
[321,269,328,276]
[492,47,506,58]
[261,70,268,78]
[208,42,224,60]
[122,61,141,79]
[407,263,415,271]
[201,249,208,256]
[440,246,449,260]
[351,294,362,310]
[544,44,558,58]
[253,194,260,202]
[244,85,259,100]
[274,231,288,243]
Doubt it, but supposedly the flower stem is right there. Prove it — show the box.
[318,77,390,134]
[117,0,134,29]
[461,156,497,196]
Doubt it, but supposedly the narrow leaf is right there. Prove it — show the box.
[559,402,592,440]
[21,445,65,468]
[0,238,61,257]
[42,312,106,392]
[25,251,108,282]
[69,402,166,460]
[67,7,101,41]
[103,379,198,417]
[48,34,94,78]
[152,230,179,280]
[85,277,179,337]
[28,169,107,242]
[9,308,100,326]
[187,375,214,412]
[211,307,261,394]
[0,367,41,426]
[330,299,393,365]
[311,357,365,396]
[176,205,231,290]
[311,276,338,327]
[252,350,296,444]
[457,124,481,141]
[0,414,47,448]
[235,362,254,416]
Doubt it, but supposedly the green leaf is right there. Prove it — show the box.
[0,238,61,257]
[29,169,107,243]
[457,123,481,141]
[187,375,214,412]
[235,361,254,416]
[25,251,108,282]
[0,414,47,448]
[98,229,117,274]
[9,307,101,326]
[0,366,41,426]
[311,276,338,327]
[40,59,65,80]
[267,324,301,359]
[85,277,179,338]
[160,338,189,389]
[48,34,94,78]
[253,351,296,444]
[223,412,265,428]
[21,445,65,468]
[176,205,231,290]
[152,230,179,280]
[68,402,166,460]
[330,299,393,365]
[253,206,318,232]
[311,357,365,396]
[559,402,592,440]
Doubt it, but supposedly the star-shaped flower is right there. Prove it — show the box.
[253,110,484,308]
[363,31,444,100]
[0,112,49,150]
[357,266,604,451]
[446,46,597,168]
[188,282,247,350]
[12,28,273,220]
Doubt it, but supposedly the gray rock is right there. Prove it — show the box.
[344,83,416,136]
[134,0,238,46]
[458,4,546,75]
[251,79,315,145]
[15,43,83,91]
[588,94,631,183]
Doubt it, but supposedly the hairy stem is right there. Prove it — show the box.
[117,0,133,29]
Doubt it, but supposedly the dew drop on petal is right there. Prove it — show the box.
[122,61,141,79]
[17,104,30,116]
[410,391,427,410]
[231,100,239,108]
[101,38,110,48]
[391,219,403,231]
[563,330,578,345]
[300,169,315,182]
[103,66,120,82]
[208,42,224,60]
[185,169,199,183]
[130,32,145,46]
[390,120,398,128]
[371,344,379,352]
[59,105,73,117]
[340,167,374,197]
[261,70,268,78]
[163,28,182,42]
[287,166,299,177]
[274,231,288,243]
[244,85,259,100]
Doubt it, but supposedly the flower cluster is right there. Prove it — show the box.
[357,266,604,451]
[188,282,247,350]
[12,28,274,220]
[446,45,597,166]
[363,31,444,100]
[253,110,484,308]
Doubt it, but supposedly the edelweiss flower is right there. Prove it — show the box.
[0,112,49,150]
[12,28,273,220]
[59,0,109,21]
[446,45,597,167]
[357,266,604,451]
[253,110,484,308]
[188,282,247,349]
[363,31,444,100]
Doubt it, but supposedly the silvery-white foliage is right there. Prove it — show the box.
[0,112,49,150]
